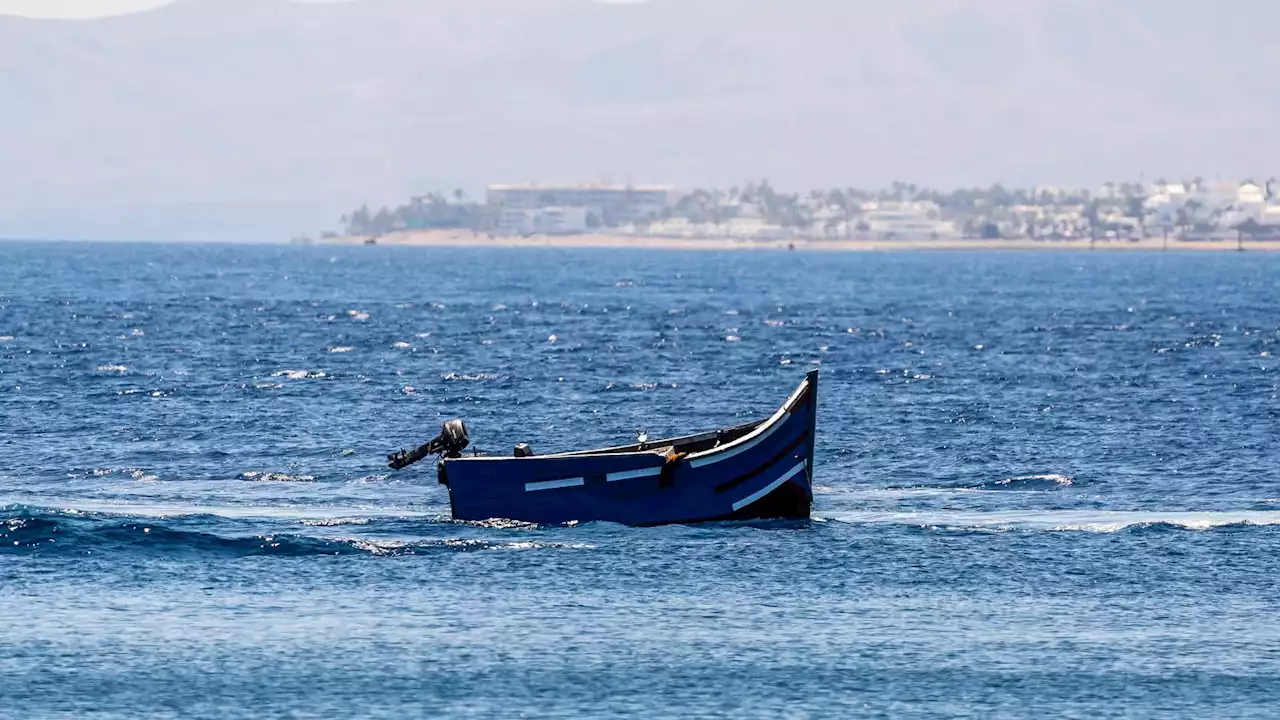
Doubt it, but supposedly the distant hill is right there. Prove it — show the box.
[2,0,1277,241]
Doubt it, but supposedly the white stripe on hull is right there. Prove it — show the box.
[525,477,585,492]
[606,467,663,482]
[731,460,808,512]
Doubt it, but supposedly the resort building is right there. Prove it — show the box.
[488,182,674,233]
[496,206,589,236]
[859,201,956,239]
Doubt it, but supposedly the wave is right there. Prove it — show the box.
[69,467,159,482]
[441,372,502,382]
[881,473,1076,493]
[299,517,372,527]
[0,505,591,557]
[972,473,1076,491]
[272,369,327,380]
[239,471,316,483]
[819,509,1280,534]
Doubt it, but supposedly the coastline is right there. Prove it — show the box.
[309,230,1280,252]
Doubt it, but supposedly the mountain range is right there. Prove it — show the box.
[2,0,1277,240]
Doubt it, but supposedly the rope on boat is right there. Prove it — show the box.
[661,450,687,487]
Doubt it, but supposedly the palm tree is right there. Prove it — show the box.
[1235,217,1261,252]
[1184,198,1203,235]
[1124,195,1147,239]
[1085,200,1100,250]
[350,205,372,235]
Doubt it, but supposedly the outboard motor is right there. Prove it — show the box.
[387,419,470,470]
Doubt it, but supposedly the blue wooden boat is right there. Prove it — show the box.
[387,370,818,526]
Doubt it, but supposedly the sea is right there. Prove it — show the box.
[2,242,1279,718]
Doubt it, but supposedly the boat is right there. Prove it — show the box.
[387,370,818,526]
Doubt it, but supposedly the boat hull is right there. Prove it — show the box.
[440,371,818,526]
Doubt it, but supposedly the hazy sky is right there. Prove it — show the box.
[0,0,362,18]
[0,0,173,18]
[0,0,633,18]
[2,0,1275,241]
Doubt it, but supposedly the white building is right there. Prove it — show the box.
[1238,181,1267,206]
[496,206,589,235]
[498,208,538,235]
[860,201,955,239]
[725,217,789,240]
[537,206,588,234]
[488,182,674,224]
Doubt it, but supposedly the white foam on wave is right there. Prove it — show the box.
[341,538,595,555]
[442,372,499,382]
[328,346,355,353]
[995,473,1074,488]
[831,473,1076,497]
[272,369,327,380]
[97,364,128,374]
[300,517,372,527]
[819,509,1280,533]
[239,471,316,483]
[4,499,436,522]
[82,467,157,482]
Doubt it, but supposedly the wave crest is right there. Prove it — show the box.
[239,472,316,483]
[977,473,1075,491]
[0,506,592,557]
[821,510,1280,534]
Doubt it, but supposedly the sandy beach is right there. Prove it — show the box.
[310,230,1280,252]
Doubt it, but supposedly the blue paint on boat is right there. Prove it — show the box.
[440,370,818,525]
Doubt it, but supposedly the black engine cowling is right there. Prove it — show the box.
[439,419,469,457]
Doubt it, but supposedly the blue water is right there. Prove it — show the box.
[2,242,1279,718]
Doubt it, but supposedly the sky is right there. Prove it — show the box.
[0,0,174,18]
[0,0,356,18]
[0,0,633,18]
[1,0,1275,241]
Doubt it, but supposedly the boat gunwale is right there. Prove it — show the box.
[443,374,812,464]
[684,375,812,465]
[443,420,765,463]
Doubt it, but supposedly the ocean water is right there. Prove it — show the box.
[2,242,1279,718]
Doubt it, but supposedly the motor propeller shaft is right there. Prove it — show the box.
[387,419,470,470]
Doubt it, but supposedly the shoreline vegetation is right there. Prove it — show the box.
[307,230,1280,252]
[322,178,1280,250]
